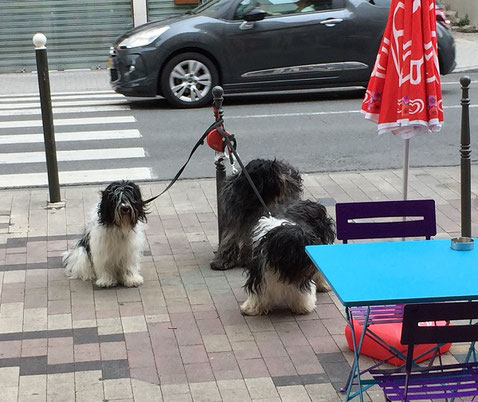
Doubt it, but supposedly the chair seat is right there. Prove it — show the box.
[350,304,405,325]
[371,361,478,401]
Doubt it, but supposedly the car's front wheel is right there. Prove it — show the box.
[160,52,219,108]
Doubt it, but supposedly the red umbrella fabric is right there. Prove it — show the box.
[361,0,443,139]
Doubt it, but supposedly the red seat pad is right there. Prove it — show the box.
[345,321,451,367]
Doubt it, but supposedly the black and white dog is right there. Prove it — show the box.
[210,159,303,271]
[240,200,336,316]
[63,180,147,288]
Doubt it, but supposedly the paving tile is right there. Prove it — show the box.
[101,359,131,380]
[184,362,215,383]
[74,343,100,362]
[217,379,251,401]
[46,372,75,402]
[130,366,160,385]
[237,358,270,379]
[179,344,208,364]
[203,334,231,353]
[305,383,341,401]
[244,377,279,399]
[277,384,312,401]
[18,374,47,400]
[0,340,22,359]
[100,341,127,360]
[103,378,133,400]
[189,381,222,402]
[131,378,162,400]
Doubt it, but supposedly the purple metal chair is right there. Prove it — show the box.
[336,200,438,395]
[372,301,478,401]
[335,199,437,326]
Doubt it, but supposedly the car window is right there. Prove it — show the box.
[234,0,344,19]
[193,0,233,16]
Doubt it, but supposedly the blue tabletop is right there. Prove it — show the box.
[306,239,478,307]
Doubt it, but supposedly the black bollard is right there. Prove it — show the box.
[460,76,472,238]
[34,33,61,203]
[213,86,226,245]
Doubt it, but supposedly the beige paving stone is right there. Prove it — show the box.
[163,394,193,402]
[47,373,75,402]
[73,319,97,329]
[97,317,123,335]
[189,381,222,402]
[245,378,279,400]
[103,378,133,400]
[3,270,26,283]
[160,383,191,396]
[74,370,103,392]
[23,308,48,332]
[19,374,47,401]
[217,379,252,401]
[305,383,341,401]
[47,313,72,330]
[203,334,232,353]
[224,325,254,343]
[0,366,19,387]
[121,315,147,333]
[131,379,163,401]
[0,387,19,402]
[277,385,312,402]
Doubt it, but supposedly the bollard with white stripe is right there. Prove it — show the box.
[33,33,61,203]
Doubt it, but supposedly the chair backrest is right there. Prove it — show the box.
[335,199,436,243]
[401,301,478,346]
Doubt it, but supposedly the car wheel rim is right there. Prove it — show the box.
[169,59,212,103]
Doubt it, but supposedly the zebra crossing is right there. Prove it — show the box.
[0,90,154,188]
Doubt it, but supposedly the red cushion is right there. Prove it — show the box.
[345,321,451,367]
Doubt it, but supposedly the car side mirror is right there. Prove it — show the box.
[243,8,267,22]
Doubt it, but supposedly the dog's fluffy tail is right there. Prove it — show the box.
[252,217,317,289]
[63,237,95,281]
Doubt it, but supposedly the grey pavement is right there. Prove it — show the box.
[0,166,477,401]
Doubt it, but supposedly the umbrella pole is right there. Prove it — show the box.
[402,138,410,201]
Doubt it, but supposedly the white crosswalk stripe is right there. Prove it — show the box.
[0,91,154,188]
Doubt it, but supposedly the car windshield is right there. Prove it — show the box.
[192,0,232,15]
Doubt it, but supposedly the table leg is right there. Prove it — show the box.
[345,306,370,401]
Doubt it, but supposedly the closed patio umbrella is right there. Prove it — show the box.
[361,0,443,199]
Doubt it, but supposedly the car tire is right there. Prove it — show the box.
[160,52,219,108]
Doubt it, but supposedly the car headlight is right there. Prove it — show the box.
[118,26,170,48]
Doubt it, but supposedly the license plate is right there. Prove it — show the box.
[107,56,113,69]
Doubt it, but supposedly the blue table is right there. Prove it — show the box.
[306,239,478,400]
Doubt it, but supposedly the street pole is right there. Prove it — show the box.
[213,86,226,245]
[33,33,61,204]
[460,76,472,238]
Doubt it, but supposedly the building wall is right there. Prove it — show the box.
[441,0,478,25]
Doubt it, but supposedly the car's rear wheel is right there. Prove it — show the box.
[160,52,219,108]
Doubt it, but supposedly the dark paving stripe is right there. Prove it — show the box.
[317,353,348,363]
[73,327,99,345]
[0,355,129,378]
[98,333,125,343]
[48,256,63,269]
[101,359,130,380]
[1,261,65,272]
[272,373,330,387]
[0,328,125,344]
[143,250,152,257]
[6,237,28,247]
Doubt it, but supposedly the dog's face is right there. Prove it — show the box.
[98,181,147,228]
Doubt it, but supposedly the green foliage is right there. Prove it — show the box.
[458,14,470,27]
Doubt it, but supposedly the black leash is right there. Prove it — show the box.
[216,126,272,216]
[144,115,272,218]
[143,119,223,204]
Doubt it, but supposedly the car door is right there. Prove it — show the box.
[221,0,353,90]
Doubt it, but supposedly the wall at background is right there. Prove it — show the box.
[440,0,478,25]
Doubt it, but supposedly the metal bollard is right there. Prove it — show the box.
[213,86,226,245]
[33,33,61,203]
[460,76,472,238]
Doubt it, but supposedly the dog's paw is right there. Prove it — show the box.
[210,259,230,271]
[122,273,144,287]
[95,277,117,288]
[240,300,266,316]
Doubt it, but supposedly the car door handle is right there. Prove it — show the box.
[320,18,343,26]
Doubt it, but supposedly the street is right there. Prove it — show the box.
[0,71,477,188]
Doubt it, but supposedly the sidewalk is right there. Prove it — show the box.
[1,166,477,401]
[0,32,477,95]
